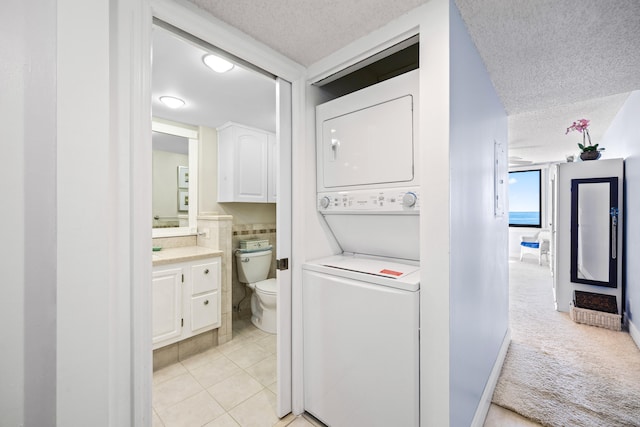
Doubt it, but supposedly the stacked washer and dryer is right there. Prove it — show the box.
[303,69,421,426]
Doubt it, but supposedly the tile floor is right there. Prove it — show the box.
[153,319,318,427]
[154,318,538,427]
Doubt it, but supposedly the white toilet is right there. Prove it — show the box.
[235,249,277,334]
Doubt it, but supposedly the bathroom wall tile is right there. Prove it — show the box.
[153,343,179,371]
[206,371,264,411]
[153,236,197,249]
[156,390,225,427]
[178,330,216,361]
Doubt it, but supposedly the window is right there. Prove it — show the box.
[509,169,541,227]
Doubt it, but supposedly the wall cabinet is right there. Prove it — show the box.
[152,257,221,349]
[217,122,276,203]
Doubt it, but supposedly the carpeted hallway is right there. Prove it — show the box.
[489,258,640,427]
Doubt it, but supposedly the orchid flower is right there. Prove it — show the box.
[566,118,600,152]
[565,118,590,134]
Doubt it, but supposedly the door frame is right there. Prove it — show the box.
[134,0,305,421]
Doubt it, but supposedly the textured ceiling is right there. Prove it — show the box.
[183,0,640,164]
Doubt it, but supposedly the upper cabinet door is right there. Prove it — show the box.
[235,127,268,201]
[217,122,275,203]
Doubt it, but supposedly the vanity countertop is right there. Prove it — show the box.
[152,246,223,266]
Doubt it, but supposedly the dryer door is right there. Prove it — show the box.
[320,95,414,188]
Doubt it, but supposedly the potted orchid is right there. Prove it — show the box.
[565,118,603,161]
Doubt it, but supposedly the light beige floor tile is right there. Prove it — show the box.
[285,416,317,427]
[157,390,226,427]
[267,381,277,394]
[244,355,277,387]
[203,413,241,427]
[189,356,242,388]
[181,346,224,371]
[152,372,204,412]
[254,334,277,354]
[483,404,542,427]
[240,327,270,343]
[207,371,264,411]
[152,409,165,427]
[227,389,279,427]
[216,334,253,355]
[153,362,189,386]
[271,413,296,427]
[225,343,271,369]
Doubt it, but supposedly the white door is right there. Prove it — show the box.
[276,77,293,417]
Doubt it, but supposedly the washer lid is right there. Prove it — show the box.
[303,254,420,291]
[256,278,277,294]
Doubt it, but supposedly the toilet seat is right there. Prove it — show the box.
[256,278,277,294]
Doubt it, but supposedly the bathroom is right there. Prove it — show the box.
[150,23,285,424]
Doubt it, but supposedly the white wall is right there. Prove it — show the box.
[2,1,58,426]
[600,91,640,342]
[448,2,509,426]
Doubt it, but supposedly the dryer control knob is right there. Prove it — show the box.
[319,196,331,209]
[402,192,417,208]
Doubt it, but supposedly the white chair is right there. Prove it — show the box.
[520,230,551,265]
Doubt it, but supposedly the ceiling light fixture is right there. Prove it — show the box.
[159,96,185,109]
[203,54,234,73]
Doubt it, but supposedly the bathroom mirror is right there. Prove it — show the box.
[152,118,199,237]
[570,177,618,287]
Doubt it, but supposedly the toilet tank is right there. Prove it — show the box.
[236,249,272,283]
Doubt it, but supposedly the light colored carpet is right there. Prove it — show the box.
[492,258,640,427]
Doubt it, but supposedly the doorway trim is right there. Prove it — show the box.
[132,0,305,421]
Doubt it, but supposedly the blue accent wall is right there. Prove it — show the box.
[448,1,509,425]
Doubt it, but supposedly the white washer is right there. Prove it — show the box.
[302,254,420,426]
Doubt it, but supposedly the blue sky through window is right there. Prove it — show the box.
[509,170,541,226]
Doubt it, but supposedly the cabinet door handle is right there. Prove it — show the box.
[204,269,209,274]
[204,300,209,305]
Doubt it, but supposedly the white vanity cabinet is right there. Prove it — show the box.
[152,256,222,349]
[217,122,276,203]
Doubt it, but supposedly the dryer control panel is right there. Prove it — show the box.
[318,187,420,213]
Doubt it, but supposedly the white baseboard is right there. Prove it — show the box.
[629,319,640,350]
[471,328,512,427]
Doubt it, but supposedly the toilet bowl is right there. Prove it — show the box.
[236,249,277,334]
[248,278,277,334]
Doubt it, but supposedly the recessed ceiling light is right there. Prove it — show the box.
[203,54,234,73]
[159,96,185,109]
